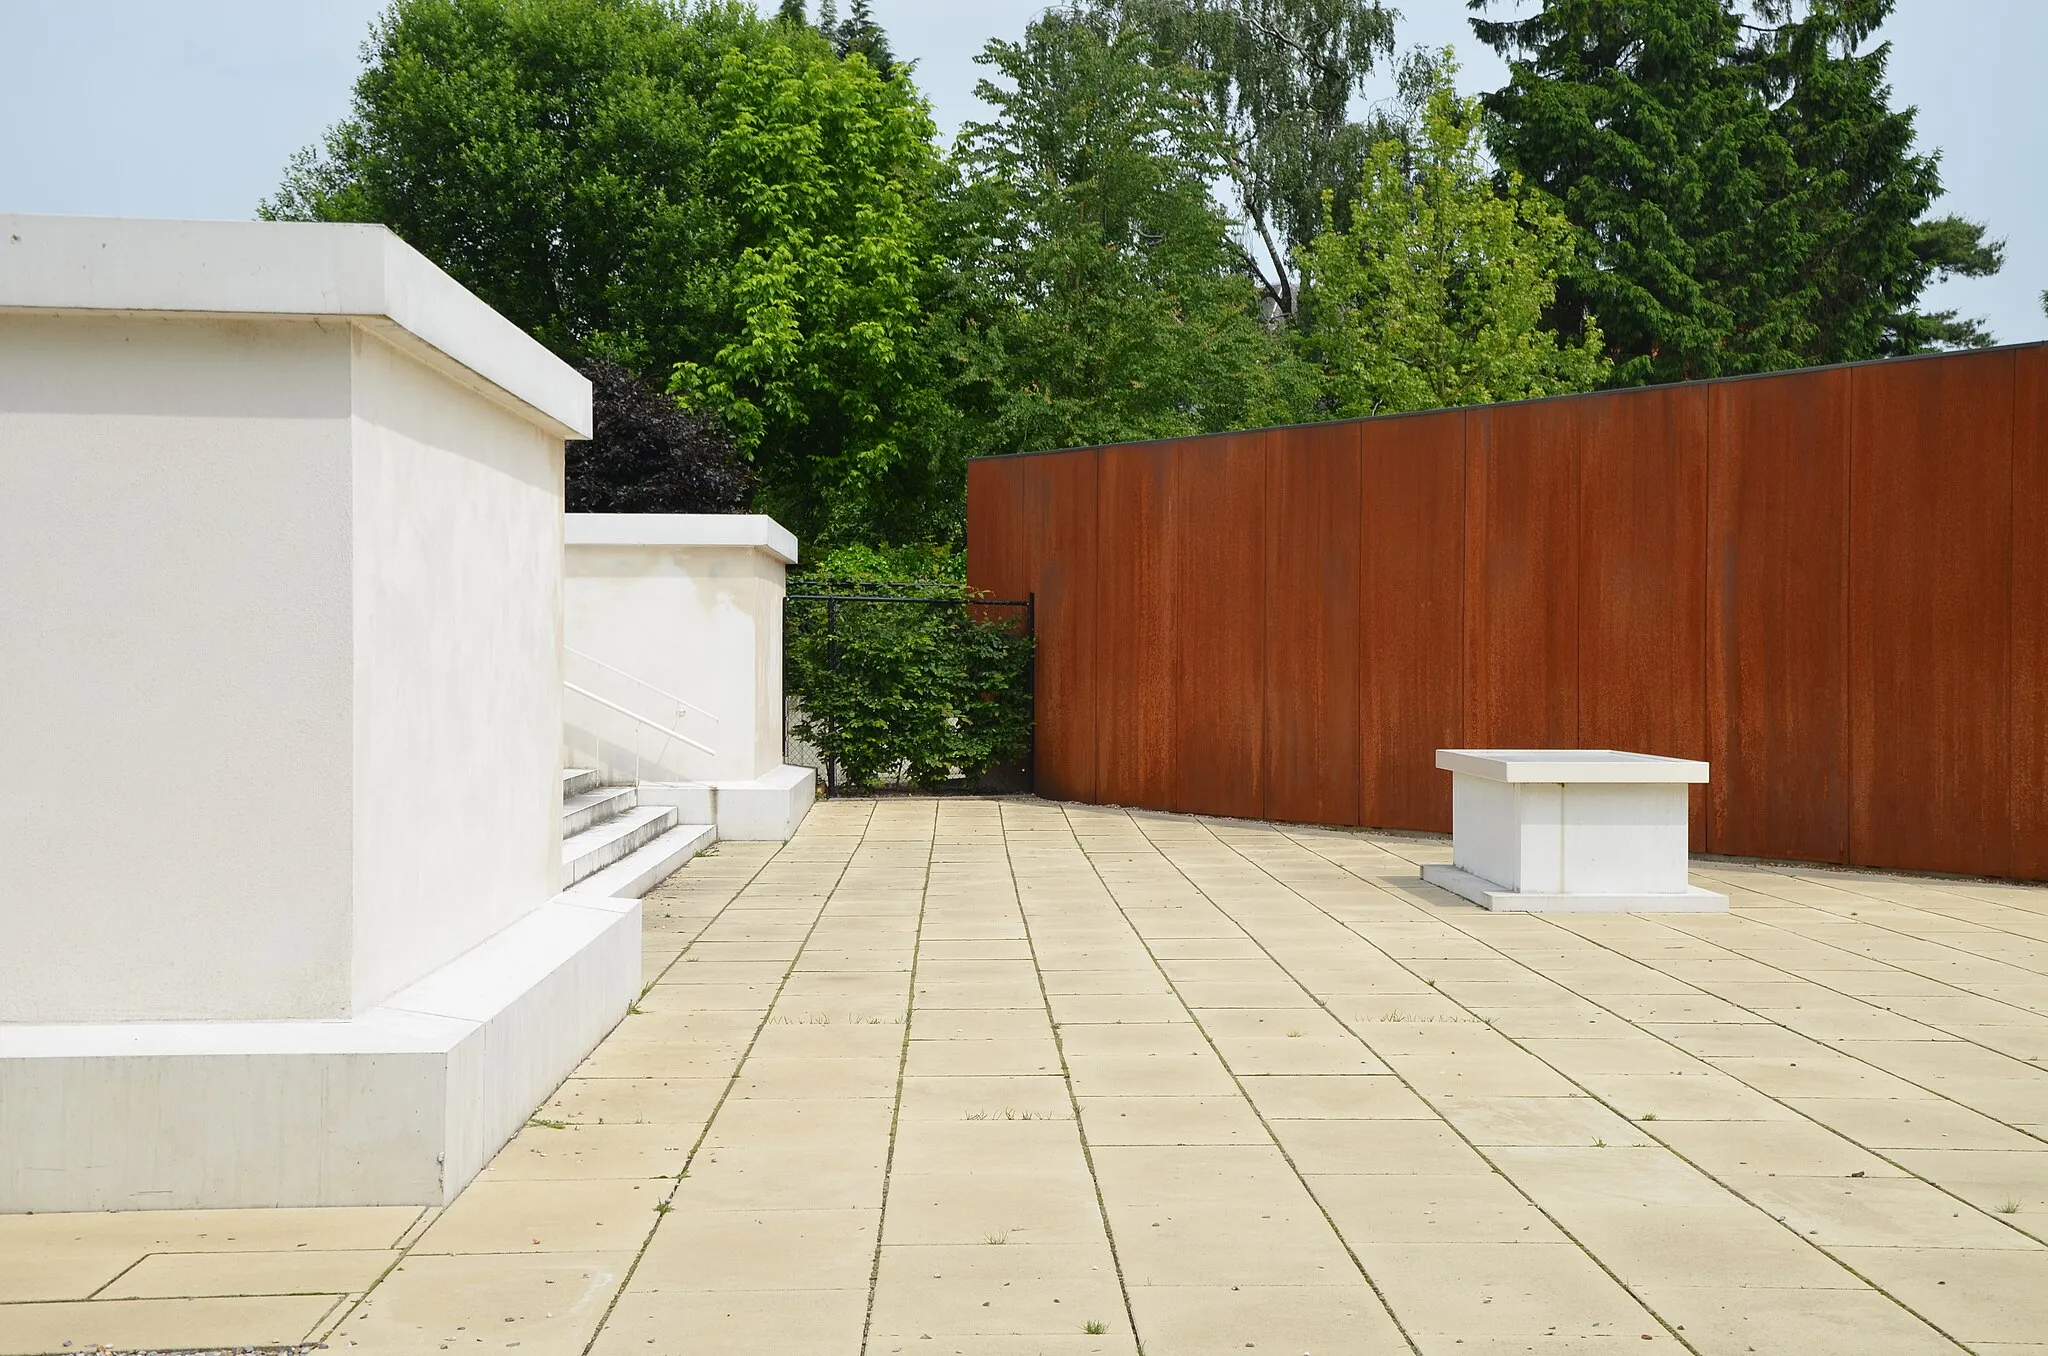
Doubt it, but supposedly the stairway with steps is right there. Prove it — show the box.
[561,768,715,898]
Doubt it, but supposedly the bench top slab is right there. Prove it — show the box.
[1436,749,1711,784]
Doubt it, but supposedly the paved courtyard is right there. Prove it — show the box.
[6,797,2048,1356]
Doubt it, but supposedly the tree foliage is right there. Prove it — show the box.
[1297,54,1608,416]
[264,0,947,548]
[1099,0,1397,317]
[666,27,947,544]
[937,8,1310,457]
[1471,0,2002,383]
[567,357,756,512]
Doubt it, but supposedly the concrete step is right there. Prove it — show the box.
[563,804,677,886]
[562,768,601,799]
[563,820,717,900]
[562,785,637,838]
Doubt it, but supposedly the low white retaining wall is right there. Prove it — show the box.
[1421,749,1728,913]
[564,513,814,840]
[0,215,639,1210]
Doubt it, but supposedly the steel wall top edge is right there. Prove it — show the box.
[964,340,2048,463]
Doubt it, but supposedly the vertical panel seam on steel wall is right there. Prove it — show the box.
[1845,366,1858,866]
[1703,384,1717,855]
[2008,355,2021,877]
[1572,394,1584,749]
[1458,411,1470,760]
[1257,430,1267,823]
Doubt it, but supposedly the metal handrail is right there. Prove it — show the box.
[565,646,718,722]
[564,681,716,756]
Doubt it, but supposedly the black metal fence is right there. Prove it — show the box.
[783,583,1035,796]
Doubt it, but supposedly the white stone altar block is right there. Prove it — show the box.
[0,216,634,1211]
[1419,750,1728,913]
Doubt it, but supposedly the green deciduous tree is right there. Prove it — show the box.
[1296,53,1609,416]
[1099,0,1397,318]
[263,0,756,374]
[264,0,949,546]
[670,29,947,543]
[938,8,1310,456]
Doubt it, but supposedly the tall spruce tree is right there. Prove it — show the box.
[834,0,897,77]
[1472,0,2002,384]
[1743,0,2000,355]
[775,0,807,24]
[1473,0,1808,384]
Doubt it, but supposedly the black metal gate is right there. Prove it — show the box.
[782,583,1035,796]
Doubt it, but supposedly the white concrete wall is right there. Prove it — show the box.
[0,215,592,1026]
[0,313,359,1022]
[564,516,796,785]
[348,328,566,1012]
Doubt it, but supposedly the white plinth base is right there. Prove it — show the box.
[0,894,641,1213]
[637,764,815,841]
[1422,862,1728,913]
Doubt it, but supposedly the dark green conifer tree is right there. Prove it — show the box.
[1471,0,2002,383]
[1744,0,2000,356]
[834,0,896,77]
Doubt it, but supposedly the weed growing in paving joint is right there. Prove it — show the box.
[528,1118,568,1130]
[2000,1198,2023,1214]
[1285,1029,1305,1038]
[1640,1112,1659,1121]
[1085,1321,1107,1335]
[965,1107,1065,1121]
[1593,1137,1608,1148]
[984,1230,1010,1244]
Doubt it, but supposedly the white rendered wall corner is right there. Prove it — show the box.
[563,513,815,839]
[0,214,634,1211]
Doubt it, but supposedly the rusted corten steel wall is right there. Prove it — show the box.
[968,342,2048,880]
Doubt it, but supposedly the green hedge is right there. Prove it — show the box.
[786,546,1033,792]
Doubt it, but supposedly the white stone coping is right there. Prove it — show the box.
[566,512,799,565]
[0,213,592,439]
[1436,749,1710,784]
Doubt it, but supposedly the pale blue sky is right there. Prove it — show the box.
[2,0,2040,343]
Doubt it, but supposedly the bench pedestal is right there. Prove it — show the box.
[1419,750,1728,913]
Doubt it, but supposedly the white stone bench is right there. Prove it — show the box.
[1420,750,1728,913]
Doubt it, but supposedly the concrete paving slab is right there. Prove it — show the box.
[13,798,2044,1356]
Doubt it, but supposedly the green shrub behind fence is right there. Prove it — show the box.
[784,548,1033,793]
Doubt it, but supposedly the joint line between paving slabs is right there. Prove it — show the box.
[312,843,798,1350]
[1296,832,2009,1346]
[857,802,939,1356]
[1664,869,2048,1115]
[1153,816,1711,1353]
[1705,857,2048,964]
[636,851,781,994]
[1008,800,1147,1355]
[1289,827,2048,1261]
[1315,833,2048,1138]
[577,804,880,1356]
[1063,805,1430,1356]
[1242,820,1983,1353]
